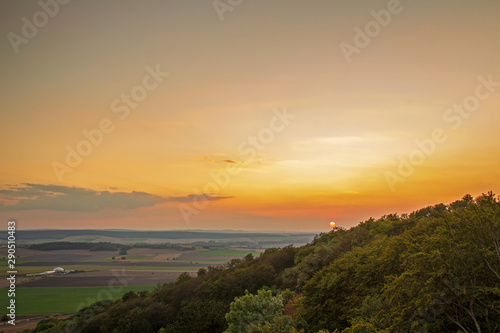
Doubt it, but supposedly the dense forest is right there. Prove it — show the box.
[24,192,500,333]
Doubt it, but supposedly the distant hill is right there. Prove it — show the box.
[23,192,500,332]
[0,229,317,248]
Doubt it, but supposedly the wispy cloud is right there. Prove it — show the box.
[166,194,234,203]
[201,155,246,165]
[0,184,232,212]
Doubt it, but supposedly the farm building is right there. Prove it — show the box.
[27,267,68,276]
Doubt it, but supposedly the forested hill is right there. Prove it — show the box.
[29,193,500,333]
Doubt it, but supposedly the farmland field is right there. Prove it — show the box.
[15,269,197,288]
[0,229,316,318]
[0,286,157,315]
[0,246,265,292]
[190,248,262,257]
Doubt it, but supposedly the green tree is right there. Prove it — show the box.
[32,318,57,332]
[225,289,284,333]
[121,291,138,302]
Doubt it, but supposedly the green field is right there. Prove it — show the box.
[0,285,156,315]
[195,248,261,257]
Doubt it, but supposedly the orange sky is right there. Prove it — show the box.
[1,0,499,232]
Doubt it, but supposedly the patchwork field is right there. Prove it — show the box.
[0,229,315,322]
[0,246,261,284]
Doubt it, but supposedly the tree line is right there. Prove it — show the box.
[27,242,195,252]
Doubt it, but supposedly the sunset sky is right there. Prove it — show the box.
[1,0,499,232]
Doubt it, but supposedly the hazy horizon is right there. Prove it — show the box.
[1,228,318,233]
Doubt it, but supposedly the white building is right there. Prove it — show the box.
[27,267,66,276]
